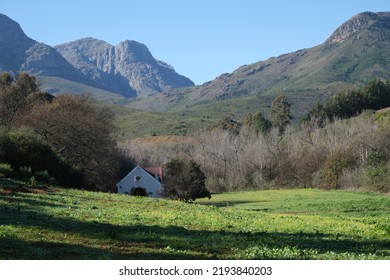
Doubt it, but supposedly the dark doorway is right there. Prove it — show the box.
[131,187,148,197]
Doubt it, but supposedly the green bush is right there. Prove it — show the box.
[362,152,390,193]
[34,170,57,185]
[28,176,37,187]
[365,163,390,193]
[320,150,357,189]
[0,129,84,187]
[0,163,14,178]
[7,130,58,172]
[163,158,211,202]
[18,166,32,181]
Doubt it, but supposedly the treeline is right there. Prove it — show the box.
[125,113,390,193]
[0,73,121,191]
[2,73,389,194]
[123,80,390,193]
[304,79,390,124]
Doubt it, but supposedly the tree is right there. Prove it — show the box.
[163,158,211,202]
[0,73,53,129]
[303,79,390,125]
[25,94,120,191]
[245,111,272,135]
[213,116,241,135]
[0,73,37,127]
[0,73,120,191]
[270,95,292,134]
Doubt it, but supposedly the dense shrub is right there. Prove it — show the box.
[34,170,55,184]
[18,166,32,181]
[364,153,390,192]
[320,150,357,189]
[163,158,211,202]
[0,129,84,187]
[0,163,13,178]
[365,164,390,192]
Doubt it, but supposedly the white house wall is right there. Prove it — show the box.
[117,166,162,198]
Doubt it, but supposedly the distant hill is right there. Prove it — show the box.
[127,12,390,117]
[0,13,194,99]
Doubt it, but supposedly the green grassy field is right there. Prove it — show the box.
[0,181,389,260]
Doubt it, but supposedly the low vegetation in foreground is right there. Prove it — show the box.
[1,182,389,260]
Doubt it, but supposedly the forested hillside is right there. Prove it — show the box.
[121,80,390,193]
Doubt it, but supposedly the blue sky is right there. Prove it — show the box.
[1,0,389,84]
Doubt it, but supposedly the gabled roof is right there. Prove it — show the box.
[117,165,161,186]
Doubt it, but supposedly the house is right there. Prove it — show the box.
[116,166,163,198]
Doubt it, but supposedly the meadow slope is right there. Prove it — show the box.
[0,183,389,260]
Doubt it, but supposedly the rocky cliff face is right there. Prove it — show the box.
[53,38,135,97]
[324,12,390,44]
[326,12,373,44]
[55,38,194,97]
[0,13,194,98]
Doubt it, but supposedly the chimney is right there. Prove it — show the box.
[159,166,163,183]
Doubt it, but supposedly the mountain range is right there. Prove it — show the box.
[129,11,390,113]
[1,12,390,119]
[0,13,194,100]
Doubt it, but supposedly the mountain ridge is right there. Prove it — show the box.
[126,11,390,113]
[1,12,390,119]
[0,13,194,98]
[0,14,86,83]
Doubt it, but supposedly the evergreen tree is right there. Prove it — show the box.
[163,159,211,202]
[271,95,292,134]
[245,111,272,135]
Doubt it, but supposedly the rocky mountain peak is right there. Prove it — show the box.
[0,14,32,45]
[0,12,194,98]
[54,37,194,97]
[0,14,35,70]
[326,12,390,44]
[326,12,373,44]
[0,13,83,81]
[58,37,112,52]
[115,40,155,64]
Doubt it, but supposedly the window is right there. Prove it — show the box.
[135,175,141,182]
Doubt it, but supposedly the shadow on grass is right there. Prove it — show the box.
[196,200,268,207]
[0,237,189,260]
[1,193,389,260]
[0,194,69,209]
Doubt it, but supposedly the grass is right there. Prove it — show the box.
[112,104,217,139]
[0,182,389,260]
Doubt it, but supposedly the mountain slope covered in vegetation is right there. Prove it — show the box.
[128,12,390,119]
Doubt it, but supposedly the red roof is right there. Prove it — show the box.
[144,167,163,182]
